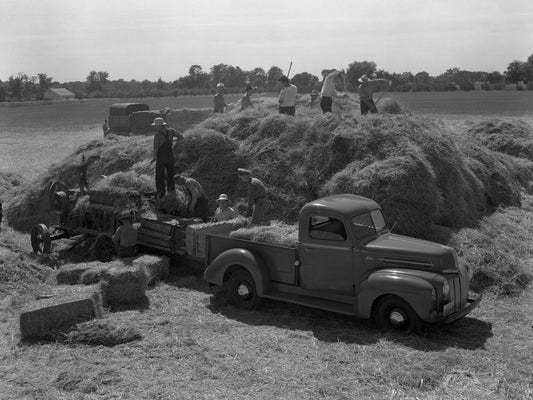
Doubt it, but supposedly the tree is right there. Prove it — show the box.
[266,66,283,89]
[7,73,26,101]
[211,63,229,86]
[86,70,109,93]
[345,60,377,91]
[414,71,430,91]
[247,67,267,88]
[505,60,526,89]
[291,72,320,93]
[37,73,52,100]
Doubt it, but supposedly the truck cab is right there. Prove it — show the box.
[204,194,481,332]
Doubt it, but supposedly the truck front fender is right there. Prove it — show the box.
[204,248,271,296]
[357,269,438,322]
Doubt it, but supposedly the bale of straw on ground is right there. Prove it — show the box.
[56,260,123,285]
[132,255,169,286]
[100,266,148,309]
[186,217,248,258]
[19,284,103,342]
[229,221,299,247]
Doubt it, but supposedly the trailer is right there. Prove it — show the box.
[107,103,149,136]
[30,180,202,261]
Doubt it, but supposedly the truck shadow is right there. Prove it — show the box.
[206,294,493,351]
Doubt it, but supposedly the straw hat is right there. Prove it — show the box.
[216,194,230,203]
[151,117,166,127]
[216,82,225,88]
[237,168,251,176]
[358,74,369,83]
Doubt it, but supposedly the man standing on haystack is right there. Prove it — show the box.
[237,168,267,225]
[240,85,256,111]
[213,83,229,114]
[151,117,177,199]
[320,69,344,113]
[278,75,297,116]
[358,74,391,115]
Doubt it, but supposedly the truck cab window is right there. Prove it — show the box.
[351,212,376,239]
[308,215,347,241]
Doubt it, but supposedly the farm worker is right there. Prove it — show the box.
[213,194,240,222]
[309,89,319,108]
[358,74,391,115]
[78,154,101,195]
[237,168,267,225]
[102,120,109,136]
[151,117,177,199]
[278,75,297,116]
[174,174,210,222]
[213,83,229,114]
[112,211,140,258]
[240,85,257,111]
[320,69,344,113]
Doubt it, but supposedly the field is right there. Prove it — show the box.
[1,91,533,399]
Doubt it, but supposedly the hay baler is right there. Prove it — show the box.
[30,180,202,261]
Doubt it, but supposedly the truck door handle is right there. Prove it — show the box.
[304,247,313,252]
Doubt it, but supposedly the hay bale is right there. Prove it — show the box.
[80,266,110,285]
[132,255,169,286]
[186,217,247,258]
[100,266,148,309]
[57,261,123,285]
[19,285,103,342]
[230,221,299,247]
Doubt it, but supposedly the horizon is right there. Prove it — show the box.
[1,0,532,83]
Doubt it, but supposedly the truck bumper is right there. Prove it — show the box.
[441,293,482,324]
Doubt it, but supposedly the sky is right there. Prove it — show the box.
[1,0,532,82]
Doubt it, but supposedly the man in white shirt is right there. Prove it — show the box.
[320,69,344,113]
[278,75,297,116]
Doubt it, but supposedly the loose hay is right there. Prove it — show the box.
[63,319,142,346]
[229,221,299,247]
[19,284,103,342]
[186,217,248,258]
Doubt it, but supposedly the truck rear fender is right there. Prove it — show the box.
[358,270,437,322]
[204,248,271,295]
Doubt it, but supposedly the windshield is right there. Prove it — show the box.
[351,209,387,240]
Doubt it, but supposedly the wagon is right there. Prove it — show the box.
[107,103,149,135]
[30,180,202,261]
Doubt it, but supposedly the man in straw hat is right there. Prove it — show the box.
[357,73,391,115]
[237,168,267,225]
[213,82,229,114]
[278,75,297,116]
[112,211,140,258]
[320,69,345,113]
[213,193,240,222]
[174,174,210,222]
[151,117,177,199]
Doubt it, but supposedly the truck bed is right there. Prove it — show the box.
[206,234,299,285]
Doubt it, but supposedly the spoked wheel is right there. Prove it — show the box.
[31,224,52,254]
[375,296,422,334]
[92,233,115,262]
[226,269,262,310]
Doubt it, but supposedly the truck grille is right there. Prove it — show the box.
[449,275,468,312]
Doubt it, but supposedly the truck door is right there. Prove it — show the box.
[299,214,354,296]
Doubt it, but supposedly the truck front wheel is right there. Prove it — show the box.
[226,270,262,310]
[375,296,422,334]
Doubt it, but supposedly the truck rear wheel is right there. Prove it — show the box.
[375,296,422,334]
[226,270,262,310]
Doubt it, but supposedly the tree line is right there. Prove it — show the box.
[1,54,532,102]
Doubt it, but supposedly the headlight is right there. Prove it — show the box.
[442,280,450,303]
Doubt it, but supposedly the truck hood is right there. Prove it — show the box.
[361,233,457,272]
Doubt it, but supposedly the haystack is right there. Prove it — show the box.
[230,221,299,247]
[19,284,103,342]
[185,217,248,258]
[99,266,148,309]
[132,255,169,286]
[165,108,212,132]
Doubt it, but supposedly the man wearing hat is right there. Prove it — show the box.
[112,211,140,258]
[174,174,210,222]
[320,69,344,113]
[358,73,391,115]
[278,75,297,116]
[213,82,229,114]
[152,117,177,199]
[237,168,267,225]
[213,194,240,222]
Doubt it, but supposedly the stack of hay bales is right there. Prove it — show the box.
[165,108,213,132]
[19,284,103,342]
[230,221,299,247]
[132,255,169,286]
[185,217,247,258]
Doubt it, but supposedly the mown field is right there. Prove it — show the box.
[0,92,533,399]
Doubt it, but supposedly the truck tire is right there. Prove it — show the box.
[375,296,422,334]
[226,270,262,310]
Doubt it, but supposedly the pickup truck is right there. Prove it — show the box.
[204,194,481,332]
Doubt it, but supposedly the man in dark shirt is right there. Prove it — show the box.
[152,117,178,199]
[237,168,267,225]
[358,74,391,115]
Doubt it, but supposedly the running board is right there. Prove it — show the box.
[262,291,356,316]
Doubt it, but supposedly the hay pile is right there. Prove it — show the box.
[0,170,25,199]
[185,217,248,258]
[63,319,142,346]
[230,221,299,247]
[165,108,213,132]
[379,97,405,114]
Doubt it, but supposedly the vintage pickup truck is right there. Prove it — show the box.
[204,194,481,332]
